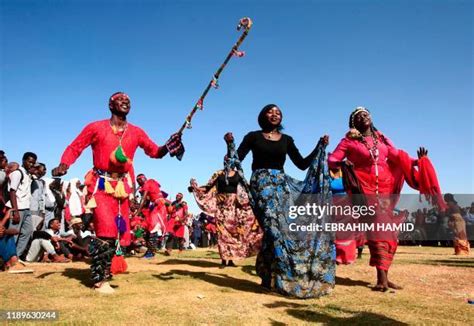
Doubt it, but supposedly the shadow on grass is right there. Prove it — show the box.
[62,268,93,287]
[36,271,60,279]
[159,259,222,268]
[264,301,307,309]
[335,276,371,287]
[241,264,256,276]
[412,259,474,268]
[396,258,474,268]
[265,302,407,324]
[284,307,407,325]
[153,270,266,294]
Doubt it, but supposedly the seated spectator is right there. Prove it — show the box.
[25,219,71,262]
[0,150,8,210]
[0,209,34,272]
[63,218,91,260]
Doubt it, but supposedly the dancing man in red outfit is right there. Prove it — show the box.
[52,92,184,293]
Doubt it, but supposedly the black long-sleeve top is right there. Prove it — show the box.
[237,131,318,171]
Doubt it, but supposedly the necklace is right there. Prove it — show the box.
[264,130,277,140]
[109,121,129,164]
[360,134,380,195]
[110,120,127,134]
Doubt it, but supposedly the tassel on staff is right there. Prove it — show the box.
[177,17,253,135]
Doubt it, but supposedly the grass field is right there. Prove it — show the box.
[1,246,473,325]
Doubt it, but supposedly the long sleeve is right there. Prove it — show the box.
[237,132,254,162]
[328,138,350,169]
[287,136,318,171]
[60,122,97,167]
[30,180,43,212]
[137,127,163,158]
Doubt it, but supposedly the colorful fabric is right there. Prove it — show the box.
[448,208,470,255]
[90,237,115,283]
[454,239,470,256]
[167,201,188,238]
[165,133,185,161]
[61,120,164,176]
[249,141,335,299]
[192,170,262,260]
[396,150,447,210]
[368,240,397,271]
[328,132,441,271]
[141,179,168,233]
[87,174,131,246]
[335,240,356,264]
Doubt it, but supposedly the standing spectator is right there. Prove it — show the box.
[6,152,37,259]
[43,178,57,231]
[30,163,47,230]
[0,150,8,210]
[50,178,65,222]
[464,203,474,246]
[191,214,203,248]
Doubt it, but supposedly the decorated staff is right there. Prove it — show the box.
[177,17,253,135]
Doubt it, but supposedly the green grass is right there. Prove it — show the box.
[1,246,473,325]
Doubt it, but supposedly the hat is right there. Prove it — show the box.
[70,217,83,227]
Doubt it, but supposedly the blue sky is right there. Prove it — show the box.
[1,0,472,213]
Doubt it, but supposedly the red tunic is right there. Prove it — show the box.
[61,119,163,176]
[59,119,164,244]
[167,201,188,238]
[142,179,167,232]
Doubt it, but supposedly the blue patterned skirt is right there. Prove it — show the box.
[250,168,335,298]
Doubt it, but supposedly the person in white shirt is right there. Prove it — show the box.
[6,152,37,258]
[30,163,47,230]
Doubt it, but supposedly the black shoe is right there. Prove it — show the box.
[227,260,236,267]
[219,260,226,269]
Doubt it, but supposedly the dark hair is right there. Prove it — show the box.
[137,173,146,179]
[258,104,283,131]
[48,218,60,228]
[443,193,457,204]
[37,163,46,169]
[22,152,37,161]
[0,150,5,157]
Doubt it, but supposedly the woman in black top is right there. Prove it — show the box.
[224,104,335,299]
[189,141,262,268]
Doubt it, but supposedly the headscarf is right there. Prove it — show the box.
[257,104,283,131]
[346,106,379,140]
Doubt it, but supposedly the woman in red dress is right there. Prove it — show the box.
[328,106,444,292]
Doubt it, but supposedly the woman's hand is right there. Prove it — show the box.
[417,147,428,159]
[320,135,329,145]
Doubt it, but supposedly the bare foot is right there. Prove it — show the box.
[372,284,388,292]
[388,281,403,290]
